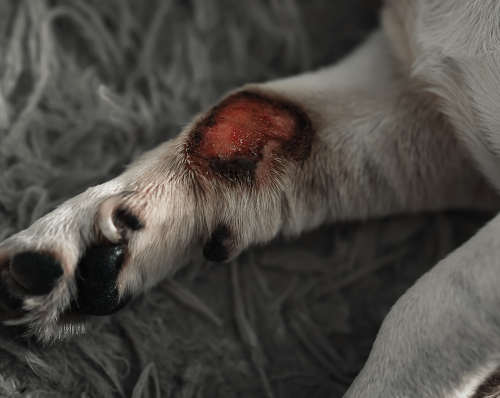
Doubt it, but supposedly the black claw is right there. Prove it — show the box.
[10,251,63,296]
[74,245,131,316]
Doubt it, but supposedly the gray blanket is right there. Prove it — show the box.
[0,1,490,396]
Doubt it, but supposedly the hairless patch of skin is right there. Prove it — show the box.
[185,91,314,182]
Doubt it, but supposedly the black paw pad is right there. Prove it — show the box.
[203,225,233,262]
[0,276,24,312]
[10,251,63,295]
[74,245,131,316]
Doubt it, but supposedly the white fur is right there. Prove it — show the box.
[450,363,497,398]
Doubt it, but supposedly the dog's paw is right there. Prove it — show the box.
[0,171,201,342]
[0,89,314,342]
[0,182,122,340]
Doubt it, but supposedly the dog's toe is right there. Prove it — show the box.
[9,251,63,296]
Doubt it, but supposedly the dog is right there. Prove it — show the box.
[2,0,500,396]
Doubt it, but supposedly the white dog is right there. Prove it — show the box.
[2,0,500,396]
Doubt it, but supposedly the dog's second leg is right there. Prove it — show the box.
[344,212,500,398]
[0,30,495,341]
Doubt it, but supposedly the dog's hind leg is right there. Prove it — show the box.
[344,211,500,398]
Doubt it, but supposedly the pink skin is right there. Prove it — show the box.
[184,91,314,183]
[198,94,296,160]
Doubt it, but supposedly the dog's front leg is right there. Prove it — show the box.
[344,212,500,398]
[255,31,497,232]
[0,31,495,341]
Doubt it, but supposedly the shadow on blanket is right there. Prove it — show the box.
[0,0,491,397]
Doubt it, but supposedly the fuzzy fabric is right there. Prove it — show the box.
[0,1,492,397]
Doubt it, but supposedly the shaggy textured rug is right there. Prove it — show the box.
[0,0,493,397]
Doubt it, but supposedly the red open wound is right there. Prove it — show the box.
[185,91,314,183]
